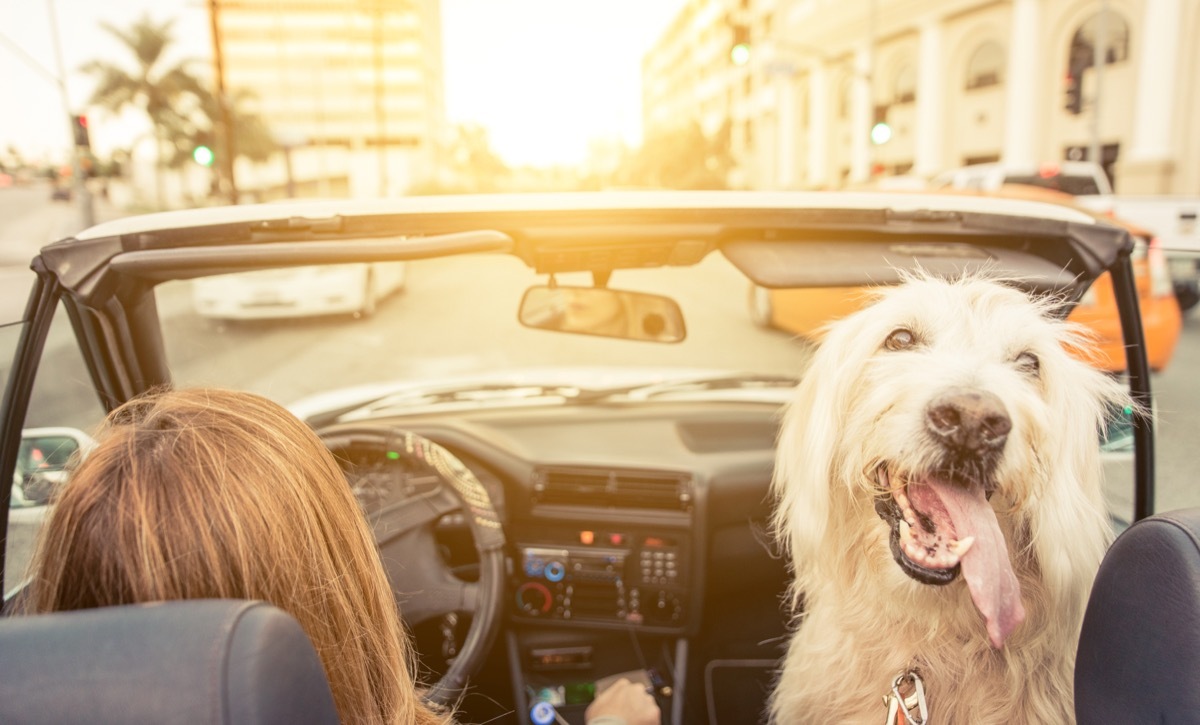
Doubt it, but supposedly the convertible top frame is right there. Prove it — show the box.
[0,193,1155,588]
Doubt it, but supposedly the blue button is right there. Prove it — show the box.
[544,561,566,582]
[530,701,556,725]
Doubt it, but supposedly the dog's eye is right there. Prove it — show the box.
[884,328,916,351]
[1015,351,1040,375]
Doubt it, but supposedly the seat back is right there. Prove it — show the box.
[0,599,339,725]
[1075,508,1200,723]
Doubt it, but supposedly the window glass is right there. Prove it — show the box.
[893,63,916,104]
[1064,10,1131,115]
[965,41,1005,90]
[6,300,107,595]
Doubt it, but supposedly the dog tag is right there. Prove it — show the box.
[883,670,928,725]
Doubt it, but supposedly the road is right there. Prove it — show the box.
[1144,307,1200,513]
[0,182,81,321]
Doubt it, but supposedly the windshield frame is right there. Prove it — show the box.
[13,193,1157,539]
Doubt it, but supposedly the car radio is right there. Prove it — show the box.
[512,530,687,628]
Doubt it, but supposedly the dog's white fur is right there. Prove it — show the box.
[768,274,1129,724]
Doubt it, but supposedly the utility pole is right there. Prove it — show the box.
[46,0,94,227]
[867,0,876,178]
[208,0,239,204]
[373,0,389,196]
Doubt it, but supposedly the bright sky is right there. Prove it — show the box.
[0,0,685,167]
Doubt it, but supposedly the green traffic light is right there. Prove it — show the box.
[730,43,751,66]
[870,122,893,145]
[192,145,215,167]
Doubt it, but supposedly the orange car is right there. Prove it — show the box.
[748,186,1182,373]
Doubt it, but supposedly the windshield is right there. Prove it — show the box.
[160,254,811,406]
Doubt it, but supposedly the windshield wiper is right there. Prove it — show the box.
[331,383,584,422]
[569,373,798,404]
[308,374,798,427]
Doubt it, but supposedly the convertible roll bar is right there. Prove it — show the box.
[1111,251,1155,521]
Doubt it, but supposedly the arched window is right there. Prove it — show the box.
[965,41,1005,90]
[892,63,916,104]
[1064,10,1130,114]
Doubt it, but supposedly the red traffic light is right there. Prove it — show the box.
[71,114,91,148]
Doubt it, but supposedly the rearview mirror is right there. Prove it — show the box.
[519,286,686,343]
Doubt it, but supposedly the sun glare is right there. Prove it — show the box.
[441,0,684,167]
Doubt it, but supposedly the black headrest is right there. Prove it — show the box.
[0,599,339,724]
[1076,508,1200,723]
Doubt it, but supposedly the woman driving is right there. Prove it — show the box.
[19,387,657,725]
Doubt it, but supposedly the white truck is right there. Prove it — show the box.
[931,161,1200,311]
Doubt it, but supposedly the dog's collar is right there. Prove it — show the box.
[883,668,928,725]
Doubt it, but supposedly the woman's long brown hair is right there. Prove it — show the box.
[23,387,450,725]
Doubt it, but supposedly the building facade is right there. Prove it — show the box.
[211,0,446,198]
[643,0,1200,195]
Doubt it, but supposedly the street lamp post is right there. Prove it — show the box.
[208,0,239,204]
[1089,0,1109,173]
[373,0,388,196]
[46,0,94,227]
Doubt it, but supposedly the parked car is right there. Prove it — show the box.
[933,160,1200,312]
[931,160,1114,196]
[0,191,1161,724]
[749,184,1182,373]
[191,262,407,321]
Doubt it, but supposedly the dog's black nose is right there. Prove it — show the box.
[926,387,1011,453]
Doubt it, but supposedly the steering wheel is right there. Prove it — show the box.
[318,425,506,706]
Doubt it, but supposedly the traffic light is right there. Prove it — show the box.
[730,23,751,66]
[192,145,215,167]
[1063,73,1082,114]
[71,114,91,148]
[870,106,892,145]
[870,122,893,145]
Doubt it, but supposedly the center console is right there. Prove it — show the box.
[513,527,688,629]
[507,521,694,724]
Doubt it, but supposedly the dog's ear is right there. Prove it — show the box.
[1026,324,1131,608]
[771,316,865,598]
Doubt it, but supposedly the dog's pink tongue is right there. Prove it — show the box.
[914,478,1026,648]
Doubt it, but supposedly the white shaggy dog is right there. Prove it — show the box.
[768,274,1129,724]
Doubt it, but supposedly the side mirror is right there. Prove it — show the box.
[518,285,686,343]
[12,427,96,508]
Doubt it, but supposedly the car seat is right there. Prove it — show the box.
[1075,508,1200,723]
[0,599,339,724]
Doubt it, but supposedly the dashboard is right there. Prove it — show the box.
[332,399,787,724]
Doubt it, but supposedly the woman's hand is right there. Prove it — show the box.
[584,677,660,725]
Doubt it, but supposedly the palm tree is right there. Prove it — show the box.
[80,14,206,208]
[190,87,277,170]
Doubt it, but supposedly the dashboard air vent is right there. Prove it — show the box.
[532,467,693,512]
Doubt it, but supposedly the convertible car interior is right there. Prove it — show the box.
[0,192,1170,724]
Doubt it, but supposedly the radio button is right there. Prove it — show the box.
[544,561,566,582]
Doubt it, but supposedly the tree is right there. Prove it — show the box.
[162,88,277,174]
[614,121,733,190]
[80,14,207,208]
[413,124,510,194]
